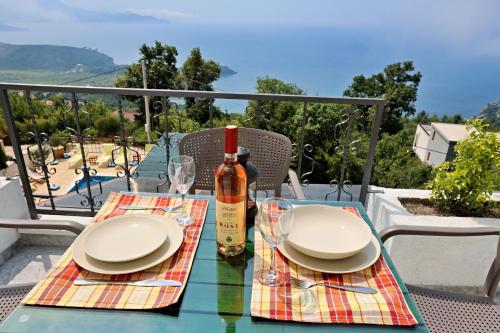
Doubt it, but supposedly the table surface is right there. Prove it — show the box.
[0,196,428,333]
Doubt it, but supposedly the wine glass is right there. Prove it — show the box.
[257,197,294,286]
[167,155,196,227]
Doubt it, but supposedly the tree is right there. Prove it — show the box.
[115,41,179,122]
[178,48,221,124]
[371,126,431,188]
[344,61,422,134]
[95,114,121,137]
[429,119,500,215]
[246,76,304,136]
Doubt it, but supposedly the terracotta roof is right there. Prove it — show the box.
[431,122,471,142]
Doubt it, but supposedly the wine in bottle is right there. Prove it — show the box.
[215,125,247,257]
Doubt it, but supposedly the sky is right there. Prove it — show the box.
[0,0,499,116]
[1,0,499,58]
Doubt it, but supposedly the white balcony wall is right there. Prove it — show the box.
[0,179,29,253]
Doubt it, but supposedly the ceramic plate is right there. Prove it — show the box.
[278,234,381,274]
[287,205,372,260]
[73,215,184,275]
[83,214,169,262]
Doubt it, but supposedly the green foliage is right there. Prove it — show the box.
[413,110,465,125]
[95,114,121,137]
[372,127,432,188]
[47,131,69,147]
[115,41,179,122]
[0,146,7,170]
[344,61,422,134]
[0,42,115,72]
[429,119,500,215]
[246,76,304,137]
[179,48,221,124]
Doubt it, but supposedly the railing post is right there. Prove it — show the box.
[71,93,95,214]
[337,109,354,201]
[360,102,383,206]
[296,102,308,179]
[25,91,56,209]
[117,96,131,191]
[0,89,38,219]
[208,99,214,129]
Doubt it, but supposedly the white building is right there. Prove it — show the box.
[413,122,471,166]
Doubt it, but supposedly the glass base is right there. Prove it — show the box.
[176,214,194,227]
[256,269,284,287]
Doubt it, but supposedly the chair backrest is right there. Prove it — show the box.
[179,127,292,196]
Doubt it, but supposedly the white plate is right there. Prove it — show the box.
[83,214,169,262]
[287,205,372,260]
[278,234,381,274]
[73,215,184,275]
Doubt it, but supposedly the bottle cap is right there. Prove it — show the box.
[225,125,238,154]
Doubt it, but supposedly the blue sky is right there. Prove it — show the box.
[0,1,499,116]
[1,0,499,59]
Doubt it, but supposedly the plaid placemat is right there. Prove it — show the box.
[23,192,209,310]
[251,206,418,326]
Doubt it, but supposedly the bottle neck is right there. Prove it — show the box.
[224,152,238,163]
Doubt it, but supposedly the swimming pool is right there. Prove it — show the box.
[67,175,116,193]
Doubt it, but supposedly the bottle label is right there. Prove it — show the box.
[216,200,245,246]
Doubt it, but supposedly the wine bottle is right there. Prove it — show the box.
[215,125,247,257]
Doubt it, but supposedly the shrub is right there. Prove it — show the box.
[429,119,500,215]
[95,115,121,137]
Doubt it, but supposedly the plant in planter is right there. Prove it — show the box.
[429,119,500,216]
[48,133,68,159]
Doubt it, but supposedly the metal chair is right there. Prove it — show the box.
[379,226,500,333]
[0,219,84,323]
[179,127,305,198]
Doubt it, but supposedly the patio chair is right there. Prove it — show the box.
[0,218,84,323]
[179,127,305,198]
[97,143,115,167]
[67,148,84,169]
[379,225,500,333]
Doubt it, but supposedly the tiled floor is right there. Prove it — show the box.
[0,245,66,285]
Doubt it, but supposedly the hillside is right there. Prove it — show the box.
[478,100,500,130]
[0,42,116,72]
[0,42,236,87]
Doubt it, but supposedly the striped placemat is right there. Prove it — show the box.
[23,192,208,310]
[251,206,418,326]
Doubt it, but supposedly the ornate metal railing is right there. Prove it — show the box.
[0,83,383,218]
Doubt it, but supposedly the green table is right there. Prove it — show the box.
[0,197,428,332]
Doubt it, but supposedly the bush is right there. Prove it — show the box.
[95,115,121,137]
[429,119,500,215]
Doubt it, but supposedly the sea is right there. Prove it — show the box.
[1,22,499,117]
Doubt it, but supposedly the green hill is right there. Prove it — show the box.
[478,100,500,130]
[0,42,116,72]
[0,42,236,87]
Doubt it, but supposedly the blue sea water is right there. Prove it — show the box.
[1,22,499,117]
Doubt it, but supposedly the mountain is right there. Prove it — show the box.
[220,65,236,76]
[478,100,500,130]
[0,42,117,72]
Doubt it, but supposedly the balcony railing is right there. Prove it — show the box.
[0,82,384,218]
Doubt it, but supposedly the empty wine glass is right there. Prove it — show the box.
[257,197,294,286]
[167,155,196,227]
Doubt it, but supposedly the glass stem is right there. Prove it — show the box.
[181,193,186,215]
[269,245,278,277]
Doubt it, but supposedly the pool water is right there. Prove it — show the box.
[67,175,116,193]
